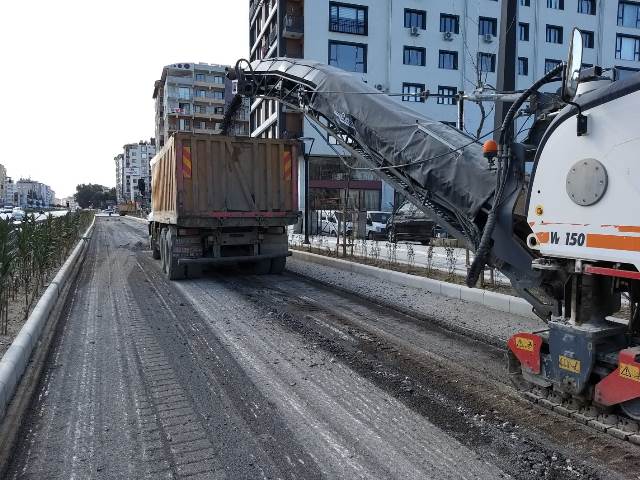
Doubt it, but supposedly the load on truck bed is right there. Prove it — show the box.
[148,133,299,280]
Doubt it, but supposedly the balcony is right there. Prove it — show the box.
[194,127,219,135]
[283,15,304,39]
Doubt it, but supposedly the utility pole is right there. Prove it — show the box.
[494,0,518,136]
[299,137,315,245]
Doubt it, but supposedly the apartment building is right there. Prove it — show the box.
[0,164,6,206]
[15,179,54,209]
[152,62,250,150]
[115,140,156,206]
[114,153,124,204]
[4,177,16,206]
[249,0,640,210]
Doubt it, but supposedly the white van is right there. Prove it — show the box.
[319,211,353,237]
[365,211,391,240]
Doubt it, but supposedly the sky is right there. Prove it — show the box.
[0,1,248,198]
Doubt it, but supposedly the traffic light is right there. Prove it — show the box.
[138,178,146,194]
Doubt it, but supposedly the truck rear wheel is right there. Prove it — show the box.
[269,257,286,274]
[252,259,271,275]
[151,231,161,260]
[165,228,186,281]
[159,228,168,273]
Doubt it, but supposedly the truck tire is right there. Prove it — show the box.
[159,228,168,273]
[269,256,286,274]
[151,232,161,260]
[252,259,271,275]
[166,228,186,281]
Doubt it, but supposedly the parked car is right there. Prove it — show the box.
[319,210,353,237]
[11,208,25,221]
[365,211,391,240]
[2,205,14,214]
[386,202,434,244]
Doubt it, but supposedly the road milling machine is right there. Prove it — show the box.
[226,29,640,430]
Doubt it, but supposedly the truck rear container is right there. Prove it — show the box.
[148,133,299,280]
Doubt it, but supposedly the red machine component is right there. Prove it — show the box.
[594,347,640,406]
[507,333,543,374]
[584,265,640,281]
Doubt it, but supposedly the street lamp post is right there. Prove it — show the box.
[299,137,315,245]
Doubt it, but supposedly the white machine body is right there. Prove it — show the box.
[527,86,640,271]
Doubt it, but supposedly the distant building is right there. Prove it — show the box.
[115,140,156,206]
[114,153,124,204]
[152,62,250,149]
[0,164,6,205]
[5,177,16,206]
[16,179,54,208]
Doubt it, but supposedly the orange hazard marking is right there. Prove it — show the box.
[182,146,192,179]
[535,232,549,244]
[617,226,640,233]
[586,234,640,252]
[283,151,292,182]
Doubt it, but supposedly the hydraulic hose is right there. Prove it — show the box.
[465,62,565,287]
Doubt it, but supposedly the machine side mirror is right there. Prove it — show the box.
[366,218,373,226]
[562,28,584,102]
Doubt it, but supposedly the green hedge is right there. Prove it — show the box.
[0,211,94,334]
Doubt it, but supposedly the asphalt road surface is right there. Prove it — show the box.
[6,217,639,479]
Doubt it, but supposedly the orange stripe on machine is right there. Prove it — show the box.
[586,234,640,252]
[535,232,549,244]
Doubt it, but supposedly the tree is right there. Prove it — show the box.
[74,184,117,209]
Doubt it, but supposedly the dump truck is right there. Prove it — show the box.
[148,133,299,280]
[117,201,137,216]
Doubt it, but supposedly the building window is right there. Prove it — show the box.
[213,76,224,84]
[403,46,426,66]
[329,40,367,72]
[518,57,529,75]
[402,83,425,102]
[578,0,596,14]
[545,58,562,73]
[519,22,529,41]
[616,66,640,79]
[214,106,224,114]
[546,25,563,44]
[618,1,640,29]
[178,87,191,99]
[438,50,458,69]
[582,30,595,48]
[520,0,530,5]
[329,2,368,35]
[479,17,497,36]
[196,89,206,98]
[478,52,496,72]
[440,14,460,34]
[616,34,640,61]
[405,9,426,29]
[547,0,564,9]
[437,86,457,105]
[195,73,205,81]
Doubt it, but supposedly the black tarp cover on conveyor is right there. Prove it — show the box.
[249,58,497,220]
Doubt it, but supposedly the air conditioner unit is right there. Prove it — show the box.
[443,31,454,41]
[483,33,493,43]
[409,26,420,36]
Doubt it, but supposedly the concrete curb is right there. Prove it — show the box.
[291,250,538,321]
[0,217,96,420]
